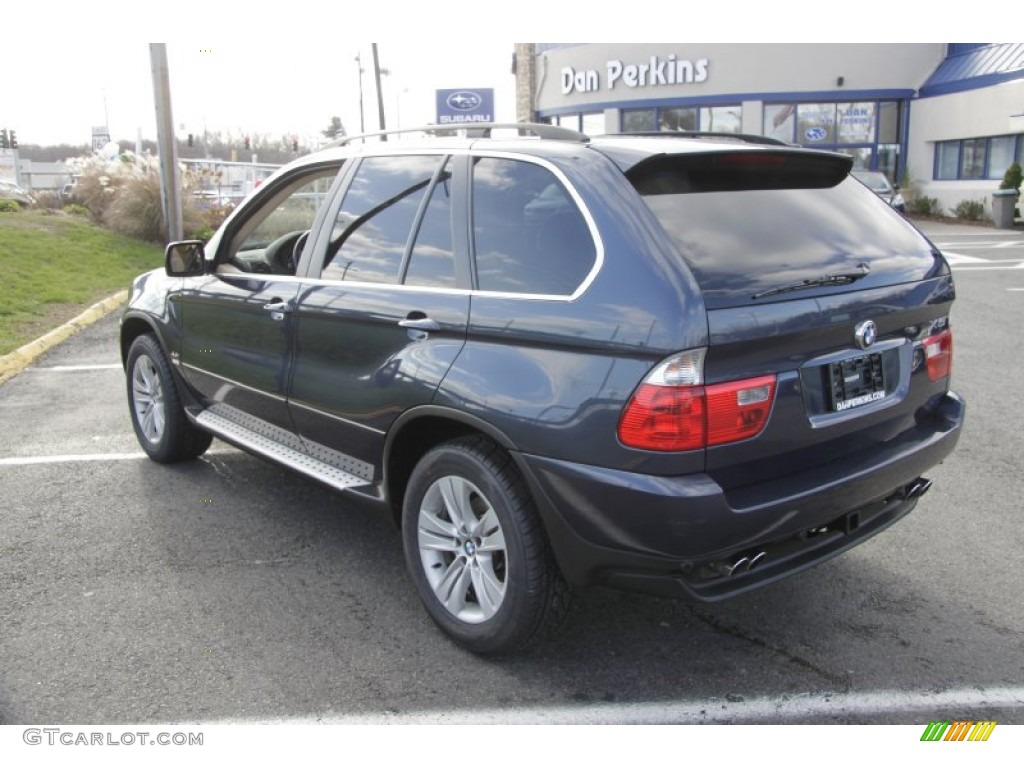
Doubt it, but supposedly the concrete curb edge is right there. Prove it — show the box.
[0,290,129,384]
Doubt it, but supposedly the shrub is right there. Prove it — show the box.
[66,150,207,243]
[32,190,63,210]
[907,195,941,217]
[0,199,21,213]
[953,199,986,221]
[1000,161,1022,192]
[63,204,90,216]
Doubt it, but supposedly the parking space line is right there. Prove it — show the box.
[0,452,149,465]
[231,685,1024,724]
[941,251,989,264]
[0,448,238,466]
[28,364,123,372]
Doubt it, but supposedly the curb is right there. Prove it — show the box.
[0,290,129,385]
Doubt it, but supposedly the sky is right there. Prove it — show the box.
[0,4,997,151]
[3,41,518,148]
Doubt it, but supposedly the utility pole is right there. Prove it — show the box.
[372,43,387,141]
[150,44,183,243]
[355,52,365,134]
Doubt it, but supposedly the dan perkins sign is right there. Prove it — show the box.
[562,55,709,94]
[436,88,494,124]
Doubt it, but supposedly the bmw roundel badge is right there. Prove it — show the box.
[854,320,878,350]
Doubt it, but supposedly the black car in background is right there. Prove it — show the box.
[121,124,964,654]
[852,169,907,213]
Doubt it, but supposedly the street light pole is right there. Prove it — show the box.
[372,43,387,141]
[149,43,183,243]
[355,52,365,134]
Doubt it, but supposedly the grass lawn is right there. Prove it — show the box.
[0,209,163,355]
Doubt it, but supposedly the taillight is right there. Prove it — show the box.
[923,328,953,381]
[706,376,776,445]
[618,350,776,452]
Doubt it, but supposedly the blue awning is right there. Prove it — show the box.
[919,43,1024,97]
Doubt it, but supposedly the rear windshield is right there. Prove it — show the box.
[627,152,940,308]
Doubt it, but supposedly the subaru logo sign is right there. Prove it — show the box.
[436,88,494,125]
[804,127,828,142]
[446,91,482,111]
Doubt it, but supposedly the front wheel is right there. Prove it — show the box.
[401,436,570,655]
[126,334,212,463]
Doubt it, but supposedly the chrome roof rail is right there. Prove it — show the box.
[322,122,589,149]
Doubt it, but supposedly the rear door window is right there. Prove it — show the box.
[323,155,445,284]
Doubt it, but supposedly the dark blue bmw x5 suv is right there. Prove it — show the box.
[121,124,964,654]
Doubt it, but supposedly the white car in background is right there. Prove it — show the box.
[0,179,34,206]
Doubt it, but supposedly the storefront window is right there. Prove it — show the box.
[623,109,656,133]
[877,145,899,182]
[877,102,899,144]
[581,113,605,136]
[988,136,1016,179]
[764,104,796,142]
[837,147,873,170]
[701,106,741,133]
[797,103,836,144]
[959,138,987,179]
[660,107,697,132]
[936,142,959,180]
[837,103,876,144]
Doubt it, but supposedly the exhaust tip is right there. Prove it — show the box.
[727,557,750,576]
[907,477,933,499]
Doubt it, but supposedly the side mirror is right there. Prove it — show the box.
[165,240,207,276]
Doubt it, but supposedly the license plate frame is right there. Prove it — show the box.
[828,353,886,412]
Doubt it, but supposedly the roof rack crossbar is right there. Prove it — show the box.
[323,122,588,149]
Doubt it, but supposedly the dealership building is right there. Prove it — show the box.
[514,43,1024,214]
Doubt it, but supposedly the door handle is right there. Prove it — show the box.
[398,317,441,332]
[263,298,292,321]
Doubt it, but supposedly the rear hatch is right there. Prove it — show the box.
[597,139,955,492]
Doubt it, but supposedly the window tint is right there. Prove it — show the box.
[472,158,595,296]
[403,160,455,288]
[323,155,442,283]
[634,167,932,309]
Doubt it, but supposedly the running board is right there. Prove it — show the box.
[195,409,371,493]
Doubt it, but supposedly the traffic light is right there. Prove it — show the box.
[188,133,194,147]
[244,135,251,150]
[0,128,8,149]
[292,137,298,152]
[9,130,17,149]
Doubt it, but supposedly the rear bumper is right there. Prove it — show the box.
[517,391,965,601]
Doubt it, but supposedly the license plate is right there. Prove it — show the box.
[829,354,885,412]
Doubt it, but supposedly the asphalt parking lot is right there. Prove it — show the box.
[1,219,1022,725]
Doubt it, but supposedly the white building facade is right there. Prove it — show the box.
[523,43,1024,216]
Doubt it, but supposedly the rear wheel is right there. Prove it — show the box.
[126,334,212,463]
[401,436,570,655]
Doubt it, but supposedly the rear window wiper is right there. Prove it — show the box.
[752,264,870,300]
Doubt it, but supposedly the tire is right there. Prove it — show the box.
[126,334,213,463]
[401,436,570,655]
